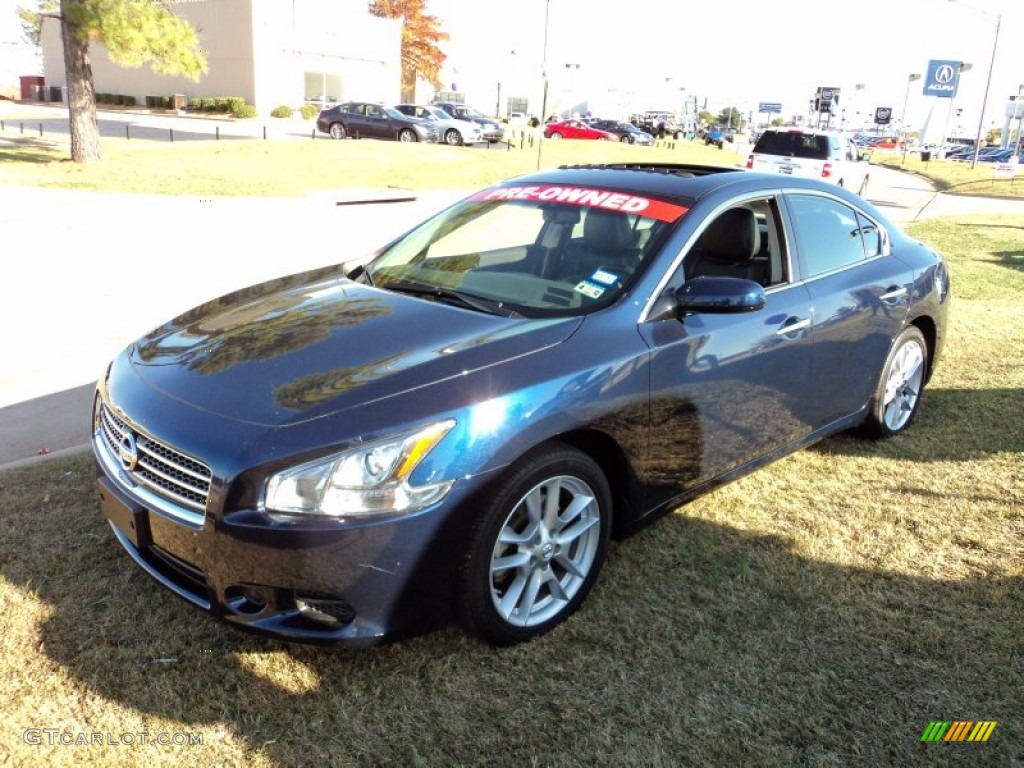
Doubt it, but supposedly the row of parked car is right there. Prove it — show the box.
[315,101,505,146]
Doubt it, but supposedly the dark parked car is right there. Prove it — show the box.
[432,102,504,143]
[588,119,654,145]
[316,102,438,142]
[93,163,949,648]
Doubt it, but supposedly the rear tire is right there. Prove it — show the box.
[329,123,346,140]
[459,444,611,646]
[861,326,928,438]
[549,131,563,139]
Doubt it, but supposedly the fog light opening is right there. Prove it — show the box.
[295,591,356,628]
[226,585,270,616]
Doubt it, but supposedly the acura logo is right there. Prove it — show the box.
[118,432,138,472]
[935,65,956,84]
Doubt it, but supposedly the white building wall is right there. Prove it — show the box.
[39,0,401,111]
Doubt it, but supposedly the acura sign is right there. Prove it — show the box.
[923,60,962,99]
[874,107,893,125]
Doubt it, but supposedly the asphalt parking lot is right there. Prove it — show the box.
[1,161,1022,468]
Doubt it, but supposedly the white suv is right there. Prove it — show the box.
[746,128,871,196]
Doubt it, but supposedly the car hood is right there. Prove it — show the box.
[127,273,582,427]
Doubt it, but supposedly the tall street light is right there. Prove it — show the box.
[901,73,921,139]
[949,0,1002,169]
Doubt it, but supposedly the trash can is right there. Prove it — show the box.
[171,93,186,110]
[920,150,931,162]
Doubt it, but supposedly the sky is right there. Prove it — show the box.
[427,0,1023,131]
[3,0,1020,133]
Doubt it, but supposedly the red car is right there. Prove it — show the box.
[543,119,615,140]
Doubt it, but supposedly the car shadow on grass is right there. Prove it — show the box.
[0,451,1020,766]
[814,386,1024,461]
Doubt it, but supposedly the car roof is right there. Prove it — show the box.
[500,163,880,206]
[498,164,759,202]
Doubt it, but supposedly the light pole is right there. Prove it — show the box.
[901,73,921,140]
[949,0,1002,169]
[537,0,551,171]
[539,0,551,125]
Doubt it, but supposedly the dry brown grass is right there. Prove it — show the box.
[1,214,1021,766]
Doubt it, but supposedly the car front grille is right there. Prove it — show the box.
[98,401,212,515]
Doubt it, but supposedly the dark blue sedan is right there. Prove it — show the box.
[92,163,950,647]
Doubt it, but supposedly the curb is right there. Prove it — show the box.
[0,443,92,473]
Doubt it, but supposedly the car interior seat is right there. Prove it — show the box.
[685,207,768,284]
[555,209,640,284]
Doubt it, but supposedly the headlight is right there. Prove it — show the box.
[264,420,455,520]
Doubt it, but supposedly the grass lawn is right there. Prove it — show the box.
[871,150,1024,199]
[0,126,745,196]
[0,211,1021,766]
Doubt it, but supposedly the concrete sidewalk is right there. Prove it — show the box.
[0,186,465,470]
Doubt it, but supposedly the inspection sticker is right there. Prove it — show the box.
[589,269,619,286]
[574,281,605,299]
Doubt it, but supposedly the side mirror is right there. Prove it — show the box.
[647,277,766,321]
[678,277,766,313]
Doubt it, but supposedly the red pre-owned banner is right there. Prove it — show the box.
[470,185,689,223]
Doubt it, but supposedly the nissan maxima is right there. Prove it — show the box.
[93,163,950,647]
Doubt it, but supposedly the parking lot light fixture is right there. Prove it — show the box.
[902,73,921,140]
[948,0,1002,169]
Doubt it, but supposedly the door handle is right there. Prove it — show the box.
[775,317,811,336]
[879,286,908,302]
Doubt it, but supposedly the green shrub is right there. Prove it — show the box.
[160,96,170,109]
[189,97,205,111]
[215,98,232,112]
[270,105,294,118]
[123,95,136,106]
[226,97,246,115]
[233,103,257,119]
[299,104,319,120]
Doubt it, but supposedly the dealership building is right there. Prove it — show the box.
[39,0,404,111]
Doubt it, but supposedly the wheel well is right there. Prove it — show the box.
[910,315,937,383]
[549,430,635,539]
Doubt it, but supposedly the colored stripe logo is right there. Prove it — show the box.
[921,721,997,742]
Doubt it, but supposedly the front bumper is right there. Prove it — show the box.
[92,402,469,647]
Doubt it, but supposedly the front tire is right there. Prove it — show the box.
[398,128,418,142]
[444,128,462,146]
[328,122,346,140]
[862,326,928,438]
[460,445,611,645]
[620,134,630,143]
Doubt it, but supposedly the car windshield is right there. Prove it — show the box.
[360,185,688,317]
[754,131,830,159]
